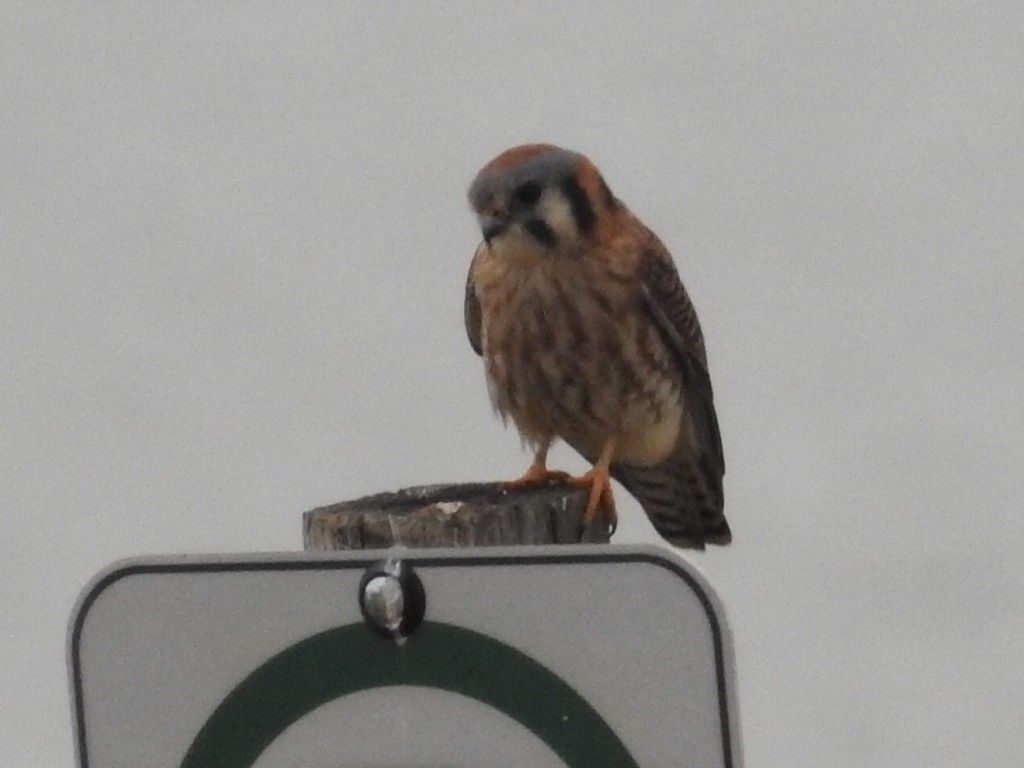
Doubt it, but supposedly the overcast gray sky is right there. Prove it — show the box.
[3,3,1023,766]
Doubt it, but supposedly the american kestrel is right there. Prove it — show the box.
[464,144,730,549]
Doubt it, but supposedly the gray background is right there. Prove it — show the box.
[2,3,1022,766]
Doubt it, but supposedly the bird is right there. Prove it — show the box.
[464,144,729,549]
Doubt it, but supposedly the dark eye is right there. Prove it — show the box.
[512,181,542,206]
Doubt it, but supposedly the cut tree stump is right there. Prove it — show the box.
[303,481,611,551]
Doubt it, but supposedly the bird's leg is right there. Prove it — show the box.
[502,438,571,489]
[568,438,618,535]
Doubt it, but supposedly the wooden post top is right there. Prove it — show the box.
[303,482,611,551]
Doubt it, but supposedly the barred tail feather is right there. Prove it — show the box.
[611,454,729,550]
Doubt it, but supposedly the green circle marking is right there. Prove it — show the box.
[179,620,639,768]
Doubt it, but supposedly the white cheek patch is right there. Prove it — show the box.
[538,192,578,243]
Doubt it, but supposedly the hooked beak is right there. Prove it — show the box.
[480,216,507,245]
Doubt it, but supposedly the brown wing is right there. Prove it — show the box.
[464,252,483,357]
[637,243,724,478]
[608,241,729,548]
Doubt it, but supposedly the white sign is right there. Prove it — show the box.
[69,545,742,768]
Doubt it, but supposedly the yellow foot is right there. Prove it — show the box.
[567,467,617,536]
[502,463,572,491]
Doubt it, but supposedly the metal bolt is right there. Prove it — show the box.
[362,574,404,634]
[358,559,426,639]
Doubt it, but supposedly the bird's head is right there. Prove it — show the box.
[467,144,619,256]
